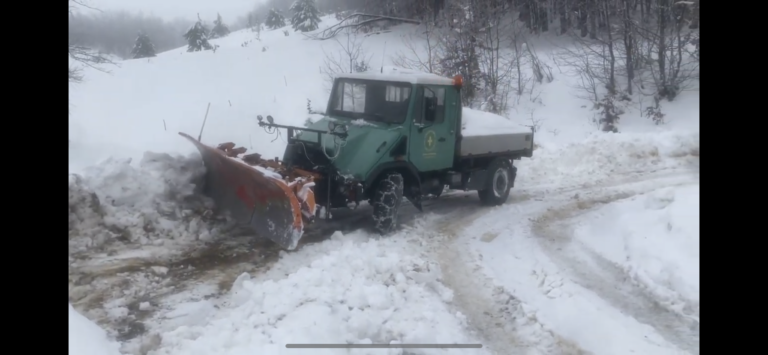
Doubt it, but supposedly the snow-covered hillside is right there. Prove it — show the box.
[69,15,699,355]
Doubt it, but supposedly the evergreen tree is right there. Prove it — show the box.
[289,0,321,32]
[131,32,156,59]
[183,17,213,52]
[265,8,286,29]
[210,13,230,39]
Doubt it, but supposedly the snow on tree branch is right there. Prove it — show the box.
[305,13,420,40]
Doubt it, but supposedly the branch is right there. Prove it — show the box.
[69,0,102,15]
[304,13,420,41]
[69,44,117,74]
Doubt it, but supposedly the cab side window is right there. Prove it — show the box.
[415,86,445,125]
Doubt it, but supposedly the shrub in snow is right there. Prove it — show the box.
[183,18,213,52]
[131,32,156,59]
[595,93,625,133]
[265,8,286,30]
[209,13,231,39]
[644,96,667,125]
[290,0,321,33]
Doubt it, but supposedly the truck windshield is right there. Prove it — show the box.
[328,79,412,124]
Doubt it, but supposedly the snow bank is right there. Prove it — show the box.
[151,231,487,355]
[68,151,228,253]
[517,130,699,188]
[69,303,123,355]
[574,184,700,315]
[462,107,530,136]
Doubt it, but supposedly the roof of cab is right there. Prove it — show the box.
[334,66,455,86]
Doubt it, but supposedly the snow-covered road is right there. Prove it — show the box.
[461,170,700,355]
[69,137,699,355]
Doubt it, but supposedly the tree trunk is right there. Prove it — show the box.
[644,0,652,24]
[589,0,597,40]
[558,0,569,34]
[657,0,668,97]
[598,0,608,30]
[604,0,616,94]
[578,0,589,37]
[622,0,634,94]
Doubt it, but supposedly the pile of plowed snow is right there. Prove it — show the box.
[146,230,489,355]
[68,151,232,254]
[516,131,699,189]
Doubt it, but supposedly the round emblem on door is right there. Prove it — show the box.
[425,130,437,151]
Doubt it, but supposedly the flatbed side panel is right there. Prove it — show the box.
[459,133,532,157]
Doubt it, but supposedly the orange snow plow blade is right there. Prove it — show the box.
[179,132,317,250]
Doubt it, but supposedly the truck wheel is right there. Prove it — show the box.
[371,172,404,234]
[478,158,512,206]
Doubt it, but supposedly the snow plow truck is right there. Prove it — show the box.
[180,68,534,250]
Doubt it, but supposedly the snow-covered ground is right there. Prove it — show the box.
[69,14,699,355]
[70,303,123,355]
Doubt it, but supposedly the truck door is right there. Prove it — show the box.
[409,85,457,172]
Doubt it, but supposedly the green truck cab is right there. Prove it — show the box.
[277,68,534,234]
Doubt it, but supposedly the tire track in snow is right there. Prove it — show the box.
[418,199,589,355]
[531,174,700,354]
[418,166,699,355]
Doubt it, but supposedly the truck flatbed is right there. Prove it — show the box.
[459,108,533,157]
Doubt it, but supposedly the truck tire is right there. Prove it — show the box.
[371,172,404,234]
[478,158,512,206]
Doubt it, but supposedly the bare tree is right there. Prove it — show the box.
[391,19,441,73]
[551,43,603,103]
[509,17,530,102]
[619,0,636,95]
[475,0,514,114]
[69,0,116,84]
[320,30,373,90]
[435,0,482,107]
[636,0,699,101]
[524,41,553,85]
[550,10,624,132]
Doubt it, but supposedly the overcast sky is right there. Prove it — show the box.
[80,0,266,22]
